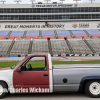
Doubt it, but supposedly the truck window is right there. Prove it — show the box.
[21,56,47,71]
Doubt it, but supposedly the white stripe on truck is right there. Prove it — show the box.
[48,54,53,93]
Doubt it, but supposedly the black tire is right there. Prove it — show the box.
[0,82,8,98]
[85,80,100,98]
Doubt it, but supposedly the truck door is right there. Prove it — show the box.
[13,55,50,93]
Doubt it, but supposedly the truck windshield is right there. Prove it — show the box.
[11,56,28,69]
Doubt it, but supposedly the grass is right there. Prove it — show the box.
[0,60,100,68]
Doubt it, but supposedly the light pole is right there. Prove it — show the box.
[0,0,6,4]
[89,0,95,3]
[59,0,65,4]
[30,0,35,4]
[73,0,81,3]
[44,0,51,4]
[14,0,22,4]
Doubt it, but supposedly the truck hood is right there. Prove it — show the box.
[0,67,13,75]
[0,67,11,71]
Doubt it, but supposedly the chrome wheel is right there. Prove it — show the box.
[89,82,100,95]
[85,80,100,98]
[0,85,3,96]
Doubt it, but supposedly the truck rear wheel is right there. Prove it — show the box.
[0,82,8,98]
[85,80,100,98]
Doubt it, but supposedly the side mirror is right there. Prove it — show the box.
[17,67,21,72]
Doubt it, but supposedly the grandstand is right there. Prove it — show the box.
[86,39,100,54]
[0,40,12,55]
[71,30,88,38]
[10,40,30,55]
[0,31,9,39]
[68,39,93,54]
[10,31,24,39]
[26,31,39,39]
[0,3,100,56]
[42,31,55,39]
[0,30,100,39]
[0,38,99,56]
[51,39,70,55]
[86,30,100,38]
[56,31,71,39]
[32,39,49,53]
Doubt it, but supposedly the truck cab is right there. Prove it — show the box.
[13,53,53,93]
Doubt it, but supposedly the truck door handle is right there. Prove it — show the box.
[43,74,49,76]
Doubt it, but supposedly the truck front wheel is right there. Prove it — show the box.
[85,80,100,98]
[0,82,8,98]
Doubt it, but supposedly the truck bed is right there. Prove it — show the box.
[53,64,100,69]
[53,64,100,93]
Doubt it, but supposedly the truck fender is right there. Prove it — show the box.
[79,76,100,91]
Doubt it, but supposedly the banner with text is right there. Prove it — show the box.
[0,21,100,31]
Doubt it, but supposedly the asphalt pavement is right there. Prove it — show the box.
[3,93,100,100]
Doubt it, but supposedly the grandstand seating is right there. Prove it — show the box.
[42,31,55,39]
[0,38,100,55]
[32,39,49,53]
[71,30,88,38]
[50,39,70,55]
[0,31,9,39]
[26,31,39,39]
[68,39,92,54]
[10,40,30,55]
[1,30,100,39]
[86,30,100,38]
[0,40,12,55]
[10,31,24,39]
[86,39,100,54]
[56,31,71,39]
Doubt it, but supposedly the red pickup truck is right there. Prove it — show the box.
[0,53,100,98]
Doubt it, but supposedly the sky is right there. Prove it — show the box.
[0,0,99,4]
